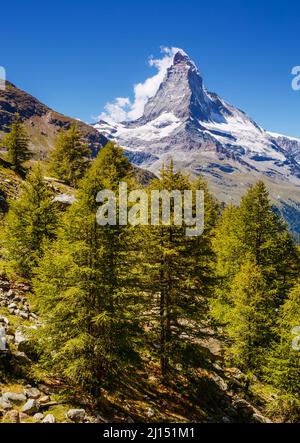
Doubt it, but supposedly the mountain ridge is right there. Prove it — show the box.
[0,81,108,158]
[94,49,300,235]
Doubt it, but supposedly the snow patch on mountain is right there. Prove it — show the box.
[93,48,300,186]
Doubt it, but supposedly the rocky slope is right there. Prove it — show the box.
[0,81,108,158]
[0,275,275,424]
[94,49,300,235]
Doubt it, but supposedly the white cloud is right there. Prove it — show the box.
[97,47,179,124]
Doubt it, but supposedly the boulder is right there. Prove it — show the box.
[0,397,12,410]
[42,414,56,423]
[22,399,39,415]
[24,387,41,399]
[39,395,51,404]
[15,328,27,346]
[3,392,27,404]
[33,412,44,422]
[0,326,7,351]
[211,372,228,391]
[66,409,86,422]
[0,316,9,326]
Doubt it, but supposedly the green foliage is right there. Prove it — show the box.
[1,115,32,170]
[138,164,218,377]
[3,165,58,277]
[49,124,91,187]
[33,143,141,392]
[211,181,299,326]
[265,393,300,422]
[265,282,300,394]
[224,262,275,370]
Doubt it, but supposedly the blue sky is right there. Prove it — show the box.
[1,0,300,136]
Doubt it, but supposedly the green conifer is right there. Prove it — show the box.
[2,115,32,170]
[49,124,91,186]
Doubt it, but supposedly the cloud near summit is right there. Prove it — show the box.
[97,47,178,124]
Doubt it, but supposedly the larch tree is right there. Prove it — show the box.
[4,164,58,277]
[33,143,141,393]
[225,262,275,371]
[139,163,218,378]
[265,281,300,395]
[49,124,91,187]
[1,115,32,170]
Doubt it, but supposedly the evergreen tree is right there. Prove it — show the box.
[1,115,32,170]
[266,282,300,394]
[49,124,91,187]
[225,262,275,370]
[211,181,299,327]
[33,143,141,393]
[4,165,58,277]
[238,181,298,302]
[139,163,218,378]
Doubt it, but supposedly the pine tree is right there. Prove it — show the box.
[238,181,298,302]
[4,165,58,277]
[139,163,218,378]
[211,181,299,326]
[49,124,91,187]
[1,115,32,170]
[266,282,300,394]
[225,262,275,371]
[33,143,141,393]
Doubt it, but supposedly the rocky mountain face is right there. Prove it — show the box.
[94,49,300,235]
[0,81,108,158]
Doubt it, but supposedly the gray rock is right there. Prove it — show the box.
[233,398,255,414]
[33,412,44,422]
[19,311,29,320]
[3,392,27,403]
[211,372,228,391]
[6,289,15,298]
[15,328,27,345]
[39,395,51,404]
[42,414,56,423]
[22,399,39,415]
[24,387,41,399]
[0,326,7,351]
[0,316,9,325]
[53,194,76,205]
[0,397,13,410]
[66,409,86,422]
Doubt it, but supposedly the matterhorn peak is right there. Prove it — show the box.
[171,48,199,73]
[173,48,190,64]
[94,49,300,229]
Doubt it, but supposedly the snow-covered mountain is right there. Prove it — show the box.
[93,49,300,234]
